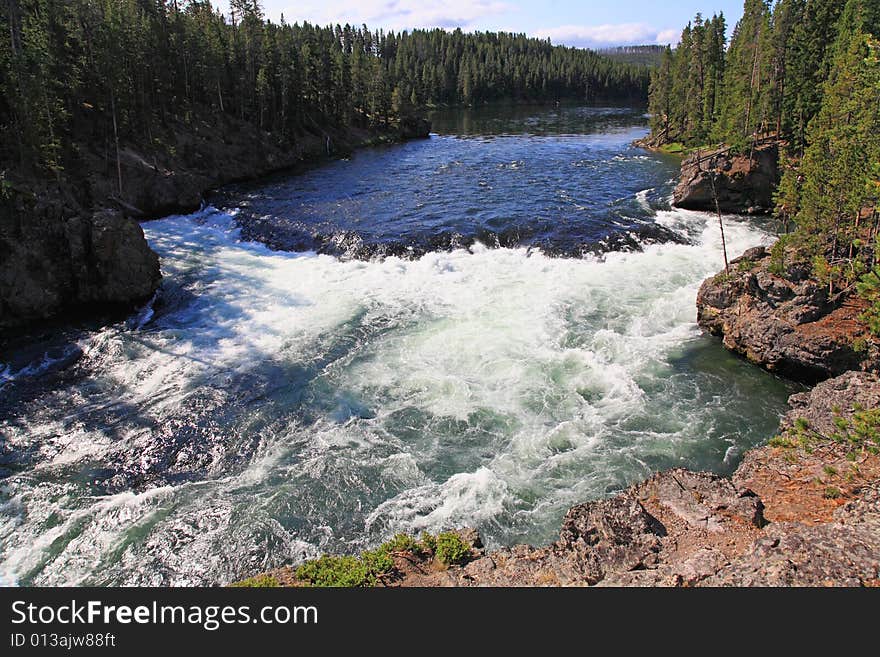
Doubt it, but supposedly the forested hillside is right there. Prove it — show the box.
[0,0,649,178]
[648,0,880,332]
[600,45,667,67]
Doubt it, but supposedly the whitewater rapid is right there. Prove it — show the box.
[0,199,796,586]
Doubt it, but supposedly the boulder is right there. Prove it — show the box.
[0,202,161,329]
[673,144,779,214]
[696,247,879,382]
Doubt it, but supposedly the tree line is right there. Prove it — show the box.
[0,0,649,176]
[648,0,880,332]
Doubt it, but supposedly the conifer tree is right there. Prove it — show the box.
[714,0,772,151]
[783,0,880,291]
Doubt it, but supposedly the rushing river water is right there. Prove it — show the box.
[0,105,799,585]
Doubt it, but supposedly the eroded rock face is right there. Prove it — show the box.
[634,469,765,532]
[782,371,880,435]
[696,246,878,382]
[673,144,779,214]
[0,202,160,329]
[554,494,664,584]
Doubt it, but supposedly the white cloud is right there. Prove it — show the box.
[261,0,510,31]
[534,23,680,48]
[655,29,680,46]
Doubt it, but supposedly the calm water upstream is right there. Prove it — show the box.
[0,105,798,585]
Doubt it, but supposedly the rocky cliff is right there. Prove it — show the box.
[696,246,880,382]
[672,143,779,214]
[1,114,430,333]
[1,196,160,328]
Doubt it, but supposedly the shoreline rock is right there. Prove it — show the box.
[672,143,779,215]
[696,245,880,382]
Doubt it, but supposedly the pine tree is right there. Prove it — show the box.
[787,0,880,291]
[648,47,674,141]
[784,0,845,154]
[714,0,772,151]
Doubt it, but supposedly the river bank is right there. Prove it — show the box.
[0,113,429,334]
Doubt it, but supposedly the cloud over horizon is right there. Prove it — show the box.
[534,23,680,48]
[265,0,510,31]
[260,1,684,48]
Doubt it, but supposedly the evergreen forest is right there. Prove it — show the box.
[647,0,880,330]
[0,0,649,176]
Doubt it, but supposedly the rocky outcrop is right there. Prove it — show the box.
[696,246,880,382]
[704,484,880,587]
[1,199,160,328]
[733,371,880,526]
[673,143,779,214]
[1,114,431,332]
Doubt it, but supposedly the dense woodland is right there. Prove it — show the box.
[649,0,880,332]
[0,0,649,177]
[599,45,667,67]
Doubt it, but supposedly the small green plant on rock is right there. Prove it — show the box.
[768,237,788,276]
[769,435,796,448]
[383,533,424,555]
[420,531,437,552]
[295,555,378,587]
[737,258,755,272]
[828,406,880,452]
[823,486,842,500]
[230,574,280,588]
[434,532,471,566]
[852,336,869,354]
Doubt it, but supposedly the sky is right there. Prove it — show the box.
[253,0,746,49]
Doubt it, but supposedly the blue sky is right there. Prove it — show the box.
[254,0,745,48]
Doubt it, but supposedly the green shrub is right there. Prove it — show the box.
[230,574,280,588]
[295,555,378,587]
[360,547,394,574]
[434,532,471,566]
[857,268,880,336]
[737,258,755,272]
[823,487,842,500]
[768,236,789,276]
[420,532,436,552]
[382,533,423,555]
[768,435,795,448]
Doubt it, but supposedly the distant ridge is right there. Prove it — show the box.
[600,45,666,67]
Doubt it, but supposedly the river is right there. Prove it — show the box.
[0,104,798,585]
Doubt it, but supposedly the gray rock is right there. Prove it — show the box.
[555,494,663,584]
[637,469,765,531]
[673,144,779,214]
[703,514,880,587]
[696,247,877,382]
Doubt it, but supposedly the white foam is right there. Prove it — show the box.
[0,204,782,585]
